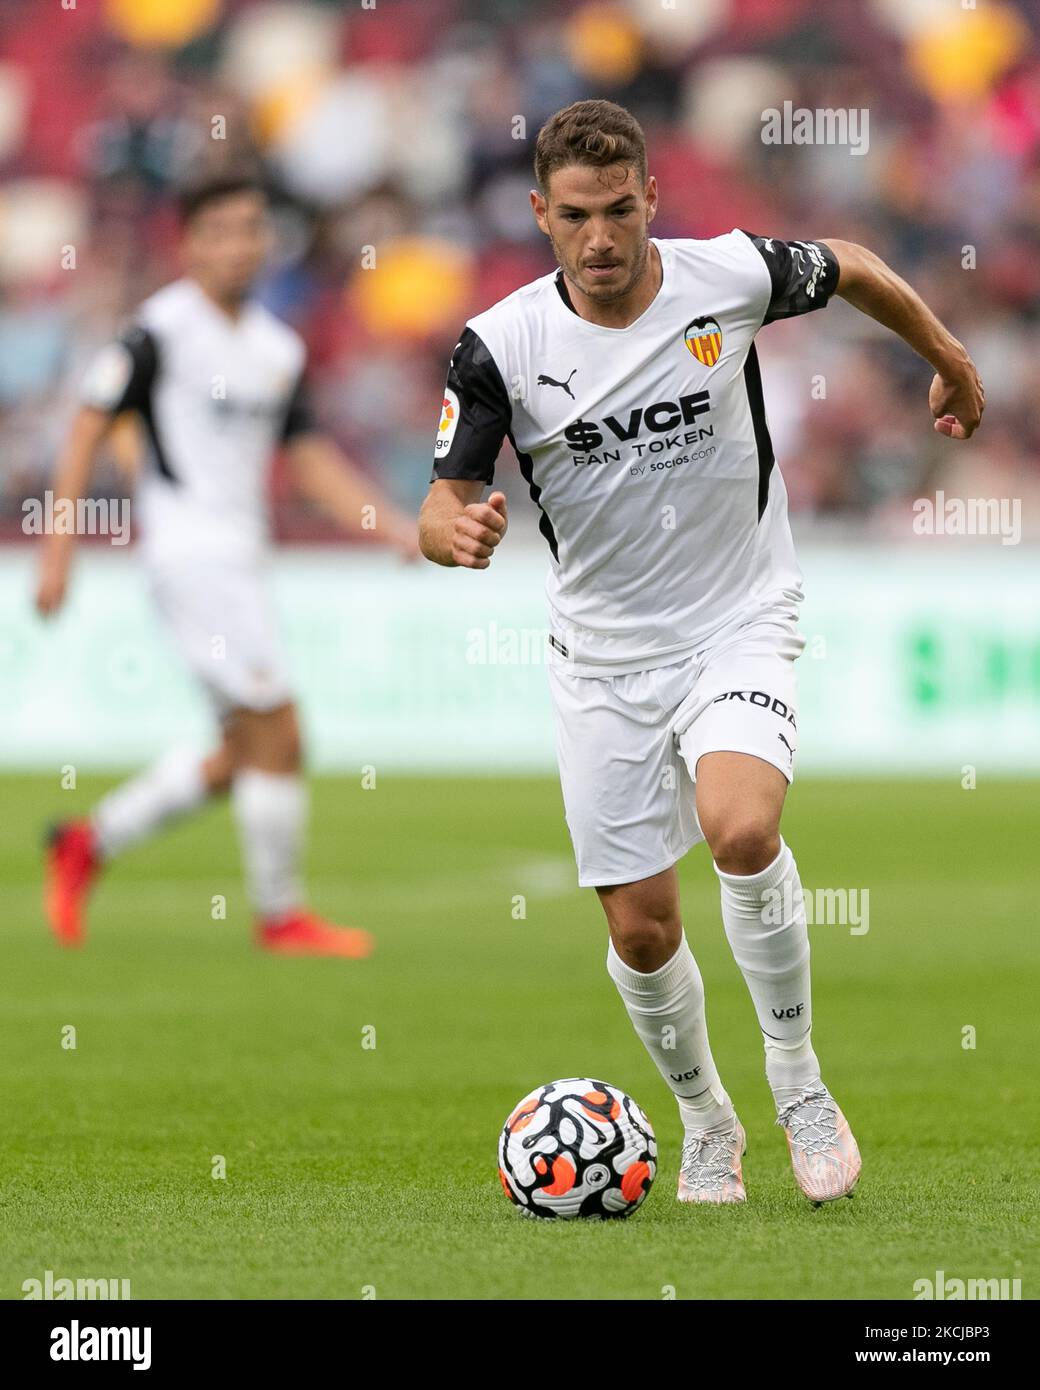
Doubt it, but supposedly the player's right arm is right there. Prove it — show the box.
[418,326,511,569]
[418,479,508,569]
[36,325,157,616]
[35,405,115,616]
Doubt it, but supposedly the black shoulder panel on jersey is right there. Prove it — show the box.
[111,324,159,415]
[280,370,318,443]
[741,232,838,325]
[430,327,511,485]
[115,325,177,484]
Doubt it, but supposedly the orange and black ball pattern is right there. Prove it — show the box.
[498,1078,656,1220]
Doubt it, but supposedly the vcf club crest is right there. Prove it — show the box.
[684,315,723,367]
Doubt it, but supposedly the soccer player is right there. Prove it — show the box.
[37,174,418,957]
[419,101,984,1203]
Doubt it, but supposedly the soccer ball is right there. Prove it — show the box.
[498,1078,656,1220]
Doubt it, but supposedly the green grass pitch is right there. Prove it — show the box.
[1,773,1036,1300]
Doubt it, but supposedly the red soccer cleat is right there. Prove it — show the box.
[44,820,101,947]
[256,910,375,959]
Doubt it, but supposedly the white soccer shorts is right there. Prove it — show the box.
[145,558,294,719]
[548,614,805,887]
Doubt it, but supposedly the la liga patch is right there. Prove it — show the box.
[434,387,460,459]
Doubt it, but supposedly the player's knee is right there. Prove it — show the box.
[609,917,681,972]
[598,884,682,970]
[707,820,780,875]
[224,702,302,773]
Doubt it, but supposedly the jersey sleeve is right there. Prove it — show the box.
[739,232,839,324]
[79,323,159,414]
[280,369,318,442]
[430,326,512,485]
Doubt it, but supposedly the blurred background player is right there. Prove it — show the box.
[36,175,418,956]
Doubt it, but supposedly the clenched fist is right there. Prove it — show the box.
[930,364,985,440]
[450,490,508,569]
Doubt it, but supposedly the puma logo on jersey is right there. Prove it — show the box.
[538,369,578,399]
[778,732,795,756]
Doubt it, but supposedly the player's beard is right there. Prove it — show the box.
[553,230,652,305]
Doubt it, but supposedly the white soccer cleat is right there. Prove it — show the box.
[677,1114,747,1204]
[776,1084,861,1204]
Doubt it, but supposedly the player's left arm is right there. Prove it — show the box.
[284,431,419,559]
[823,239,985,440]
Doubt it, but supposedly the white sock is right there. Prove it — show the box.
[714,837,821,1105]
[230,769,307,919]
[606,937,734,1134]
[763,1034,822,1109]
[92,747,208,859]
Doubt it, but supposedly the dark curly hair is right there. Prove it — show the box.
[534,99,647,194]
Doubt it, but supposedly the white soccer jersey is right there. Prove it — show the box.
[80,277,315,567]
[432,230,838,676]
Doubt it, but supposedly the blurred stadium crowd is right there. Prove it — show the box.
[0,0,1038,542]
